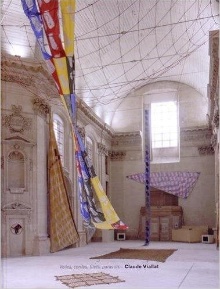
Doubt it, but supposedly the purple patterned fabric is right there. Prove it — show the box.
[126,171,200,199]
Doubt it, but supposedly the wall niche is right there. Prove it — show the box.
[7,150,26,193]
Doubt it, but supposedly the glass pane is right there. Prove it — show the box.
[151,101,178,148]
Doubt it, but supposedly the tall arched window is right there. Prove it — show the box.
[86,136,94,164]
[53,114,64,165]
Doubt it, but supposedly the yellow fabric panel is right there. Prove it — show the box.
[93,222,114,230]
[60,0,75,56]
[48,117,79,252]
[53,57,70,95]
[91,176,120,225]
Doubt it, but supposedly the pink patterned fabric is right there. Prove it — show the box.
[126,171,200,199]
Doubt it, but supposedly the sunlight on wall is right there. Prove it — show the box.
[9,44,30,58]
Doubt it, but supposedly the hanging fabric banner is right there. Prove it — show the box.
[60,0,76,93]
[21,0,51,60]
[21,0,63,94]
[37,0,65,58]
[144,109,151,245]
[21,0,128,240]
[48,115,79,253]
[126,171,200,199]
[91,177,120,226]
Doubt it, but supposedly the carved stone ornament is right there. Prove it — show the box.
[32,97,50,117]
[8,151,24,161]
[2,202,31,210]
[108,150,126,160]
[198,145,215,155]
[9,188,26,194]
[2,202,32,223]
[97,142,108,155]
[10,223,23,235]
[2,105,32,133]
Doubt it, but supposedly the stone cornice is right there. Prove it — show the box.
[180,127,212,142]
[111,131,142,147]
[77,100,114,137]
[2,57,114,137]
[1,57,58,98]
[1,57,52,82]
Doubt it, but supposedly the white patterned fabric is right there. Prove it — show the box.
[127,171,200,198]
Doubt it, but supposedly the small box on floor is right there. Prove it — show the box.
[201,235,214,244]
[116,232,126,241]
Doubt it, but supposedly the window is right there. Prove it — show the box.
[86,136,94,163]
[53,114,64,164]
[151,101,178,148]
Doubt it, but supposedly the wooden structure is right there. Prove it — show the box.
[138,188,183,241]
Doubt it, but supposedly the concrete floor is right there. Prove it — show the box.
[1,240,219,289]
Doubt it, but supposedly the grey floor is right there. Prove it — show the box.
[1,240,219,289]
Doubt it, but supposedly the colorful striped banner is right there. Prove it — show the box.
[22,0,128,245]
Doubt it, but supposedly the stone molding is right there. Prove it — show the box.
[112,131,142,147]
[2,57,113,138]
[180,127,212,142]
[77,100,114,137]
[2,136,35,146]
[2,202,32,223]
[1,57,58,98]
[1,70,33,86]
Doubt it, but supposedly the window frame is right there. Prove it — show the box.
[151,101,179,149]
[53,113,65,165]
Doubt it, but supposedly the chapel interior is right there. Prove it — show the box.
[1,0,219,272]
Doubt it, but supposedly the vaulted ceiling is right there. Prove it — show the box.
[1,0,219,130]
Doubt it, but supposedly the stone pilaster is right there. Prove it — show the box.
[32,110,50,255]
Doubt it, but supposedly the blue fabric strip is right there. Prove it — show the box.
[21,0,51,60]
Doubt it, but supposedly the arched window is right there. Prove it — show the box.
[86,136,94,164]
[53,114,64,165]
